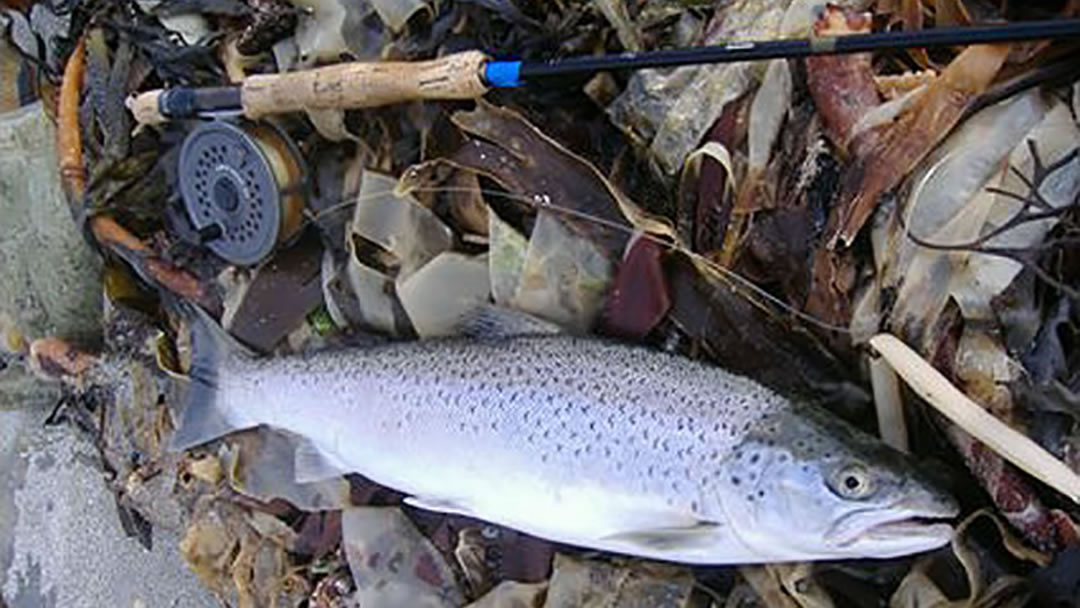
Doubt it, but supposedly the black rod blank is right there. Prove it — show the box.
[517,18,1080,80]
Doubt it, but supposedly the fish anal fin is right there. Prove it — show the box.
[600,522,724,551]
[404,495,478,518]
[294,439,352,483]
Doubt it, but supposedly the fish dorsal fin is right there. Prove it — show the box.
[294,439,353,483]
[599,522,725,552]
[454,305,564,340]
[403,495,478,518]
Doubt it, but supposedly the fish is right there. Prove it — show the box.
[173,310,958,565]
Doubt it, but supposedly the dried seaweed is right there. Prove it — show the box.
[904,141,1080,300]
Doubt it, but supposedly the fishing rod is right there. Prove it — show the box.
[128,17,1080,125]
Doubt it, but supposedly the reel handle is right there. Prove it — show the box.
[127,50,491,125]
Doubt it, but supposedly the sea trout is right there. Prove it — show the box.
[174,317,958,564]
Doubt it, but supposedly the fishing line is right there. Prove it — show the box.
[305,185,854,334]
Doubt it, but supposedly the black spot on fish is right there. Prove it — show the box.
[750,453,760,464]
[732,476,741,486]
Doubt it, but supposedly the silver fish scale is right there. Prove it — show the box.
[228,335,793,525]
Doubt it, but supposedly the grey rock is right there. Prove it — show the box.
[0,103,102,350]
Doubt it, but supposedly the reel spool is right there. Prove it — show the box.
[178,120,306,266]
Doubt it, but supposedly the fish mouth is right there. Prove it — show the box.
[860,517,955,543]
[830,498,959,550]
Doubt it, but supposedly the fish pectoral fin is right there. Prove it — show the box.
[599,522,724,551]
[294,439,352,483]
[403,495,478,518]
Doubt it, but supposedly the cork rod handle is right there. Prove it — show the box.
[125,51,492,124]
[241,50,491,118]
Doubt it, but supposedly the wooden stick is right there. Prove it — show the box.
[869,354,909,452]
[870,333,1080,504]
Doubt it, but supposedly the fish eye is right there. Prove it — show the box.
[828,463,875,500]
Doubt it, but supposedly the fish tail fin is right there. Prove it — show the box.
[168,299,258,452]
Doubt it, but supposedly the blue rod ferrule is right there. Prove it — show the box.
[484,60,523,88]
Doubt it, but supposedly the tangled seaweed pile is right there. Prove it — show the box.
[3,0,1080,605]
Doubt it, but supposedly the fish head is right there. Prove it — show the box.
[715,406,958,561]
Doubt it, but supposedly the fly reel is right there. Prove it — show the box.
[178,120,306,266]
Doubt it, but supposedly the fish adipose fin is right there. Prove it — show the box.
[169,301,259,452]
[294,438,353,482]
[403,495,478,518]
[600,522,725,551]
